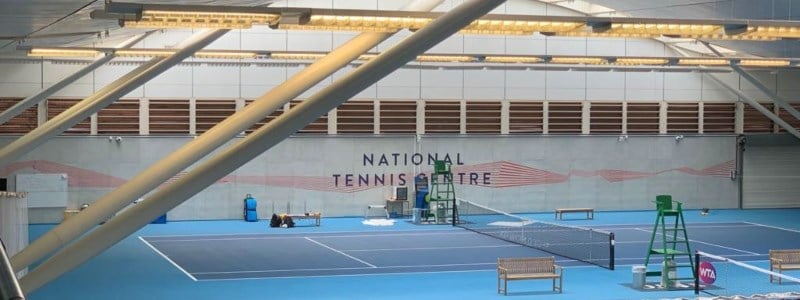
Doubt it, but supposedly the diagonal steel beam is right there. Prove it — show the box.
[10,0,443,273]
[0,29,228,169]
[0,33,151,126]
[17,0,506,293]
[730,64,800,122]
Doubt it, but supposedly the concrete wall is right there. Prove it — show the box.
[0,135,737,223]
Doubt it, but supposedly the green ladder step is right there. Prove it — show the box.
[645,271,662,277]
[649,249,689,255]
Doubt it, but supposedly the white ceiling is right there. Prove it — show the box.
[1,0,799,57]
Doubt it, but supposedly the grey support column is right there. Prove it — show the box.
[10,1,442,271]
[0,33,150,125]
[730,64,800,121]
[18,0,505,292]
[0,29,228,170]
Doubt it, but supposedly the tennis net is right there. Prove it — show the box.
[454,198,614,270]
[695,251,800,300]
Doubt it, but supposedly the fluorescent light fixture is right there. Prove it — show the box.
[100,4,800,40]
[416,55,476,63]
[28,48,101,57]
[550,57,606,65]
[195,51,258,59]
[677,58,729,66]
[269,53,326,60]
[738,59,791,67]
[24,47,799,69]
[614,58,670,65]
[484,56,544,63]
[115,49,175,57]
[123,10,281,29]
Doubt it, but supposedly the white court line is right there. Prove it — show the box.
[194,262,498,275]
[143,231,474,243]
[142,228,460,239]
[743,222,800,234]
[594,224,758,231]
[633,228,760,255]
[304,237,377,268]
[346,244,522,252]
[138,236,197,281]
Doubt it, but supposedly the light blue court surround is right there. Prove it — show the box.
[25,208,800,300]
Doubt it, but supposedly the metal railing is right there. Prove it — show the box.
[0,239,24,300]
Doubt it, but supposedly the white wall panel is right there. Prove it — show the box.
[287,32,333,52]
[625,40,668,56]
[506,35,546,54]
[702,73,740,101]
[506,70,546,100]
[241,66,287,86]
[625,71,663,100]
[0,62,41,86]
[546,70,585,89]
[464,69,504,99]
[241,32,288,50]
[427,35,465,53]
[421,69,462,99]
[586,39,626,56]
[93,64,144,98]
[545,37,587,55]
[464,36,507,54]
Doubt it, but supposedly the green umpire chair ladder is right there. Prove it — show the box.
[428,160,455,224]
[644,195,696,288]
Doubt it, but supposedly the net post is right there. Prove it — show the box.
[451,197,457,226]
[694,251,700,295]
[609,232,615,270]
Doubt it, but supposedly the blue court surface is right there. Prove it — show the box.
[26,208,800,300]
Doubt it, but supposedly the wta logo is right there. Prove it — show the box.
[698,261,716,284]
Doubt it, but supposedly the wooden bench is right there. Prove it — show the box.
[770,249,800,284]
[555,208,594,220]
[497,257,562,295]
[287,212,321,226]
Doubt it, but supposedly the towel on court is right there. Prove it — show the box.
[362,218,396,226]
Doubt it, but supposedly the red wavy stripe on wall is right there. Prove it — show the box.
[0,160,127,188]
[0,159,735,193]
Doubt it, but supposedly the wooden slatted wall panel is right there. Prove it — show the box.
[196,100,236,134]
[508,101,543,134]
[48,99,90,135]
[244,100,283,134]
[97,99,139,135]
[590,102,622,134]
[466,101,501,134]
[548,102,582,133]
[425,101,460,134]
[0,98,37,135]
[290,100,327,134]
[743,103,774,133]
[627,102,659,134]
[337,100,374,134]
[703,103,736,133]
[379,101,416,134]
[149,99,190,135]
[667,102,699,133]
[777,103,800,132]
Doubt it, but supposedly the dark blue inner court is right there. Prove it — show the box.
[142,221,800,282]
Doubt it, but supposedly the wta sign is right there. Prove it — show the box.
[698,261,716,284]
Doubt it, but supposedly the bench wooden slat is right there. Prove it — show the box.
[769,249,800,284]
[497,257,562,295]
[555,208,594,220]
